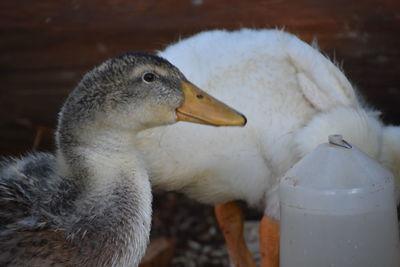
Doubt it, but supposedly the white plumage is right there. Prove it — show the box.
[137,29,400,219]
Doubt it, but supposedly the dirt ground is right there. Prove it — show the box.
[150,191,263,266]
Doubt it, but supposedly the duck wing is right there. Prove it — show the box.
[0,153,78,233]
[0,153,81,265]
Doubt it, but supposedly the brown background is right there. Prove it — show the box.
[1,0,399,156]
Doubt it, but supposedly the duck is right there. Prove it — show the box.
[0,52,246,267]
[136,29,400,267]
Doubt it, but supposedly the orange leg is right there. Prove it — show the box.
[259,215,280,267]
[214,201,257,267]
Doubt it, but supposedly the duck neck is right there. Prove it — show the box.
[55,123,152,266]
[57,123,142,182]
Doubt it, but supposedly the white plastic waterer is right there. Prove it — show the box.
[279,134,400,267]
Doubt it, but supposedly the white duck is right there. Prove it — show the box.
[0,52,246,266]
[137,29,400,267]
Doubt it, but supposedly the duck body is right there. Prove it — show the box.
[0,52,245,266]
[0,152,150,267]
[137,29,400,218]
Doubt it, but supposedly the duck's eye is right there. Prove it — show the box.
[142,72,156,83]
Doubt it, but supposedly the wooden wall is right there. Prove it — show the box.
[1,0,399,155]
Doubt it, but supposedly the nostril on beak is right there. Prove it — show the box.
[196,94,204,99]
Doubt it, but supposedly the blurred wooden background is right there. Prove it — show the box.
[1,0,399,156]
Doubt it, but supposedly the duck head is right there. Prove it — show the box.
[56,52,246,159]
[59,52,246,135]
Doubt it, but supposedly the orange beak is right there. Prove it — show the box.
[176,81,247,127]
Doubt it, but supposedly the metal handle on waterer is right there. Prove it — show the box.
[329,134,352,149]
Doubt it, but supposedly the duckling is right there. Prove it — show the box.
[136,29,400,267]
[0,52,246,267]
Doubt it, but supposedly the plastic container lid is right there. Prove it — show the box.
[280,134,395,214]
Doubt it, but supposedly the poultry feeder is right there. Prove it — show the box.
[280,134,400,267]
